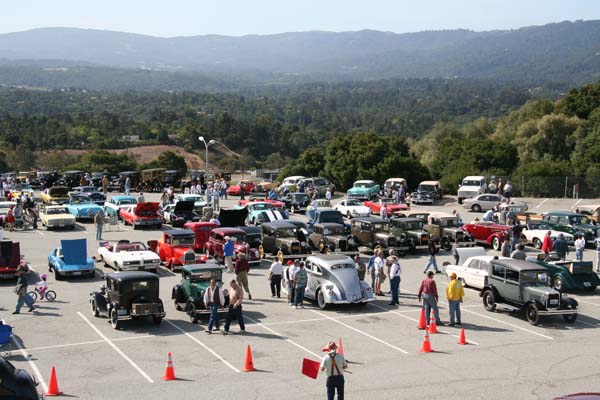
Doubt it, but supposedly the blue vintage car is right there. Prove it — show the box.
[48,239,95,279]
[104,195,138,218]
[67,194,104,220]
[347,180,380,201]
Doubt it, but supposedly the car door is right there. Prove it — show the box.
[304,260,317,299]
[490,263,508,297]
[504,267,521,303]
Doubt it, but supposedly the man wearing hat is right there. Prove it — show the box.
[13,263,35,314]
[446,272,464,326]
[320,341,348,400]
[223,236,234,273]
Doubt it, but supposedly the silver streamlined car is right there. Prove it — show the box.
[304,254,374,309]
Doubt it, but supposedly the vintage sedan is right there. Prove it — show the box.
[281,192,311,213]
[411,181,443,204]
[238,196,287,211]
[543,211,600,245]
[48,239,95,279]
[67,194,104,221]
[335,198,371,219]
[304,254,374,309]
[522,222,574,249]
[390,217,430,253]
[463,194,505,212]
[98,240,161,273]
[120,202,163,229]
[162,201,200,227]
[237,201,279,225]
[40,185,70,204]
[237,226,262,248]
[176,193,208,213]
[424,211,473,250]
[39,205,77,230]
[226,180,256,196]
[104,195,138,218]
[278,175,306,193]
[363,198,410,217]
[528,253,600,292]
[461,221,513,250]
[347,180,380,201]
[444,247,508,289]
[70,186,106,205]
[183,221,219,252]
[349,217,399,250]
[261,220,311,255]
[204,227,261,265]
[308,223,354,252]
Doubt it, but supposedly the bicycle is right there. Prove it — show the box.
[28,286,56,302]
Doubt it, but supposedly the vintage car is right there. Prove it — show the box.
[521,222,574,249]
[480,259,578,325]
[204,227,261,265]
[528,253,600,292]
[349,217,398,250]
[40,186,70,204]
[281,192,311,213]
[238,195,286,211]
[120,202,163,229]
[542,211,600,245]
[463,193,505,212]
[162,201,200,227]
[237,202,283,225]
[39,205,77,230]
[461,221,513,250]
[457,176,487,204]
[308,223,355,252]
[312,209,350,233]
[90,271,165,329]
[261,220,311,255]
[98,240,161,273]
[304,254,374,309]
[254,179,279,192]
[347,180,380,201]
[443,247,507,289]
[424,211,473,250]
[176,194,208,213]
[0,241,21,279]
[335,198,371,219]
[411,181,443,205]
[0,356,40,400]
[577,204,600,223]
[226,180,256,196]
[172,263,230,323]
[363,198,410,217]
[48,239,95,279]
[278,175,305,193]
[151,229,205,271]
[390,217,430,253]
[67,194,104,221]
[300,177,336,197]
[104,195,138,218]
[69,186,106,205]
[237,226,262,249]
[382,178,407,198]
[495,201,529,218]
[6,183,35,200]
[183,221,218,252]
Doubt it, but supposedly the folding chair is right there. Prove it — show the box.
[0,323,13,357]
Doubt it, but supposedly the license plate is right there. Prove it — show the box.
[58,224,64,227]
[549,299,559,305]
[0,273,13,278]
[73,271,81,276]
[584,282,591,287]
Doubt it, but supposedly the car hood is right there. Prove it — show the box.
[116,251,160,261]
[135,202,160,215]
[348,187,372,194]
[61,239,88,265]
[458,186,481,192]
[174,201,195,213]
[45,213,76,220]
[219,208,249,227]
[407,230,428,236]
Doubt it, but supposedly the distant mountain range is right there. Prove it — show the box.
[0,20,599,90]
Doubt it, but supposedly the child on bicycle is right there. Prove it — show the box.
[36,274,48,297]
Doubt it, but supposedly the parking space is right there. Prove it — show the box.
[2,193,600,399]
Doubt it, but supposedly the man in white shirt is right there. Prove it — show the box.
[203,278,225,334]
[388,256,401,306]
[320,341,348,400]
[286,260,300,305]
[374,252,385,296]
[268,260,284,298]
[574,234,586,261]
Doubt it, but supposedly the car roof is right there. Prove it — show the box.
[213,227,245,235]
[183,263,222,273]
[107,271,159,282]
[308,254,354,264]
[165,229,195,236]
[545,211,581,217]
[426,211,455,218]
[385,178,406,182]
[353,217,388,223]
[111,195,136,201]
[463,176,485,180]
[237,226,261,233]
[419,181,440,185]
[354,180,375,183]
[314,222,344,228]
[262,220,298,229]
[491,259,546,271]
[392,217,422,223]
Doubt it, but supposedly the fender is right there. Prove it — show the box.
[172,284,182,300]
[93,292,108,313]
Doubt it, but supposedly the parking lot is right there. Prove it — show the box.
[2,193,600,399]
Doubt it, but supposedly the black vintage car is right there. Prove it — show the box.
[90,271,165,330]
[309,223,354,252]
[237,226,262,248]
[163,170,182,189]
[163,200,199,227]
[281,192,311,214]
[0,355,39,400]
[261,220,311,255]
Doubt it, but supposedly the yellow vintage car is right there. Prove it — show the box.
[576,205,600,224]
[39,205,76,230]
[40,186,70,204]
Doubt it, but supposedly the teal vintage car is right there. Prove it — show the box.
[347,180,380,201]
[235,201,277,225]
[67,194,104,220]
[542,211,600,245]
[104,195,138,218]
[528,253,600,292]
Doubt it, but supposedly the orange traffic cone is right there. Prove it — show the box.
[336,338,345,357]
[45,365,63,396]
[458,328,467,345]
[163,352,176,381]
[428,314,438,334]
[242,345,256,372]
[417,308,427,330]
[419,330,433,353]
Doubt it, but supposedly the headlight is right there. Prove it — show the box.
[124,261,132,266]
[301,241,307,246]
[561,293,568,300]
[325,285,334,291]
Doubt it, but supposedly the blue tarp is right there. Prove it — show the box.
[61,239,87,266]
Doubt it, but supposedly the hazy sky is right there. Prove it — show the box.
[1,0,598,37]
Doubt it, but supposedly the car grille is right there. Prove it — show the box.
[546,294,560,309]
[131,303,160,315]
[49,219,71,225]
[420,235,429,245]
[387,237,396,247]
[291,242,301,253]
[338,239,347,251]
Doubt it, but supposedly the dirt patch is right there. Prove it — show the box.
[60,145,204,168]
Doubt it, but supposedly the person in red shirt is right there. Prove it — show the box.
[541,231,553,256]
[418,271,441,325]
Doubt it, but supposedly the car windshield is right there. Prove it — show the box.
[46,207,70,214]
[117,199,137,205]
[331,263,356,270]
[373,223,390,233]
[276,228,297,238]
[292,194,310,201]
[529,223,551,230]
[323,226,344,235]
[171,235,195,246]
[81,186,99,192]
[246,233,262,243]
[231,233,246,242]
[190,270,222,283]
[116,242,147,252]
[354,181,374,188]
[318,212,343,224]
[462,180,482,186]
[569,215,591,225]
[380,198,394,205]
[404,221,423,230]
[249,203,272,211]
[521,270,549,286]
[441,218,459,227]
[71,196,92,204]
[181,195,204,202]
[346,199,362,206]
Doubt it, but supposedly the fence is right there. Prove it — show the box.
[511,176,600,199]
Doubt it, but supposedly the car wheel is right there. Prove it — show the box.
[458,198,463,204]
[584,285,597,292]
[189,303,198,324]
[290,205,295,214]
[317,290,327,310]
[441,238,451,251]
[153,316,163,325]
[533,238,542,249]
[91,299,99,317]
[110,308,120,330]
[397,249,407,257]
[482,290,496,311]
[563,301,578,323]
[492,237,501,251]
[525,303,540,325]
[471,204,481,213]
[408,242,416,255]
[553,277,564,292]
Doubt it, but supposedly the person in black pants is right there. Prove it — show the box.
[268,260,283,298]
[223,280,245,334]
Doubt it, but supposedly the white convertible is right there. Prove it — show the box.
[97,240,160,273]
[444,247,509,289]
[521,222,574,249]
[335,198,371,219]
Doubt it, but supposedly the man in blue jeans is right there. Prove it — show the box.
[388,256,401,306]
[224,280,245,334]
[418,271,441,325]
[423,240,440,274]
[293,262,308,309]
[203,278,225,334]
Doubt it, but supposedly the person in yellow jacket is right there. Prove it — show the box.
[446,272,464,326]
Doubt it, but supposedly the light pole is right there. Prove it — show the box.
[198,136,216,183]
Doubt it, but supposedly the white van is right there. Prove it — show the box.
[278,176,305,193]
[457,176,487,204]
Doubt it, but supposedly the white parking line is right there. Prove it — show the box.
[35,230,45,236]
[5,335,155,356]
[164,319,240,373]
[310,310,409,354]
[536,198,548,209]
[572,199,583,210]
[11,335,48,393]
[573,298,600,308]
[77,312,154,382]
[245,316,321,358]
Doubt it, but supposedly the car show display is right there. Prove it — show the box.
[48,239,95,279]
[119,202,163,229]
[98,240,161,272]
[39,205,77,230]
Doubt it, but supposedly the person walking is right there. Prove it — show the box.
[212,187,220,211]
[13,264,35,314]
[510,221,523,252]
[388,256,401,306]
[354,255,366,281]
[553,233,569,261]
[124,176,131,195]
[325,187,332,202]
[541,231,553,256]
[320,341,348,400]
[501,237,511,258]
[511,244,527,260]
[94,210,104,241]
[137,192,145,203]
[268,259,283,298]
[574,234,586,261]
[451,238,460,265]
[367,249,379,291]
[423,240,441,274]
[203,278,225,334]
[223,236,234,273]
[239,183,245,201]
[160,190,170,207]
[418,271,441,325]
[223,280,245,334]
[234,253,252,300]
[102,175,109,195]
[13,202,23,230]
[374,250,385,296]
[446,272,464,326]
[285,260,299,305]
[293,261,308,309]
